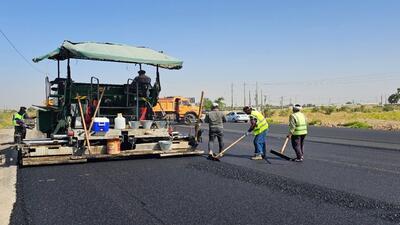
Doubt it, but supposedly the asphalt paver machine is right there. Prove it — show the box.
[18,40,202,166]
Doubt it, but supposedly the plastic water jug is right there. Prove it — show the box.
[114,113,126,129]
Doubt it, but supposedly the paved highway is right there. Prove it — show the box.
[9,123,400,225]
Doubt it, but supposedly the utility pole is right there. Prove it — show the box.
[380,95,383,106]
[255,82,258,109]
[280,96,284,109]
[260,89,263,110]
[231,83,234,109]
[249,90,251,106]
[243,82,246,107]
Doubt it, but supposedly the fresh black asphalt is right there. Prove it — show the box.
[9,124,400,225]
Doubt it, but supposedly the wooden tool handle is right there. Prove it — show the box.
[195,91,204,142]
[214,134,246,158]
[84,89,105,147]
[280,137,290,154]
[87,89,105,132]
[77,94,91,153]
[197,91,204,119]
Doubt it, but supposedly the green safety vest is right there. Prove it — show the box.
[251,110,269,135]
[13,113,24,126]
[292,112,308,135]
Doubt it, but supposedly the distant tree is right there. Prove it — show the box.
[388,88,400,104]
[214,97,225,109]
[203,98,213,111]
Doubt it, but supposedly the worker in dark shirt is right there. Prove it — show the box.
[205,103,226,156]
[134,70,152,120]
[287,104,308,162]
[134,69,152,99]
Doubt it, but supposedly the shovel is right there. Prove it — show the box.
[270,136,293,161]
[76,94,91,154]
[207,134,246,161]
[84,88,105,146]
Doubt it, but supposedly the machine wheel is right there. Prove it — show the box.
[184,113,197,125]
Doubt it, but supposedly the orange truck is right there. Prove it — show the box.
[153,96,200,124]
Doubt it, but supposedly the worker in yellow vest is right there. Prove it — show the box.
[287,104,308,162]
[13,107,33,143]
[243,106,269,160]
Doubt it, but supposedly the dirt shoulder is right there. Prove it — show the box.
[0,129,17,225]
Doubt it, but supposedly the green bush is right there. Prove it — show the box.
[263,108,276,117]
[338,106,351,112]
[360,105,371,113]
[308,119,322,126]
[321,106,336,115]
[351,105,371,113]
[341,121,372,129]
[383,105,395,112]
[0,110,14,128]
[311,107,320,113]
[278,109,290,117]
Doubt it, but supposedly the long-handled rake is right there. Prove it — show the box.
[207,134,247,161]
[270,137,293,161]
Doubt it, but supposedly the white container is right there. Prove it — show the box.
[114,113,126,129]
[158,140,172,151]
[128,121,140,129]
[154,121,167,129]
[140,120,153,129]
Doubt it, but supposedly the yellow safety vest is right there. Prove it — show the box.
[13,113,24,126]
[251,110,269,135]
[292,112,307,135]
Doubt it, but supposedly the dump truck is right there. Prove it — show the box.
[16,40,203,166]
[153,96,200,124]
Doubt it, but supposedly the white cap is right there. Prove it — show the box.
[212,102,219,107]
[293,104,302,110]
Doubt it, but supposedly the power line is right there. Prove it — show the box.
[0,28,45,74]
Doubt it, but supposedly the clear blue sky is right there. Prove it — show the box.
[1,0,400,108]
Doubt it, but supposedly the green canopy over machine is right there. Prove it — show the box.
[33,40,183,69]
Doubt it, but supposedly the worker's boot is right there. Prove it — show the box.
[251,155,263,160]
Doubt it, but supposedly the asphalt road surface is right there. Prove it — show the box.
[9,123,400,225]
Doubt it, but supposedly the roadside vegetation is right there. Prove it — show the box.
[0,108,36,129]
[0,110,15,129]
[264,105,400,130]
[2,104,399,131]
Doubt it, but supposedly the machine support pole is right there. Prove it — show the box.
[136,82,139,121]
[57,60,60,78]
[66,59,72,115]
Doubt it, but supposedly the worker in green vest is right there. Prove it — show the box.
[13,106,33,143]
[243,106,269,160]
[287,104,308,162]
